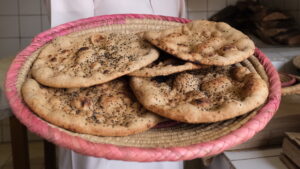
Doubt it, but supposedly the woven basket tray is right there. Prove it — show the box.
[282,74,300,95]
[280,73,296,87]
[281,55,300,95]
[5,14,281,161]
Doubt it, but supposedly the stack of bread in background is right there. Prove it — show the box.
[21,20,269,137]
[210,0,300,46]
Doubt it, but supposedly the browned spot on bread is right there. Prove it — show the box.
[231,66,250,81]
[50,57,57,62]
[71,97,92,111]
[201,76,232,93]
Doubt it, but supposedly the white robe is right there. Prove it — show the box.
[50,0,186,27]
[48,0,186,168]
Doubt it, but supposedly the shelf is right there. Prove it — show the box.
[251,36,300,74]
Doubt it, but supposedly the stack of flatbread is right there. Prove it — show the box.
[22,20,269,137]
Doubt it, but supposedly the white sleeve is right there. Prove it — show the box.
[94,0,154,16]
[146,0,187,18]
[50,0,94,27]
[179,0,187,18]
[58,147,183,169]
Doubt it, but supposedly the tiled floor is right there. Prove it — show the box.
[0,141,44,169]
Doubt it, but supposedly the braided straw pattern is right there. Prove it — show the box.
[5,14,281,161]
[282,75,300,95]
[280,74,296,87]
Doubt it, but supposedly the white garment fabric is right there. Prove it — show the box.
[49,0,186,169]
[51,0,94,27]
[93,0,186,19]
[58,147,183,169]
[50,0,186,27]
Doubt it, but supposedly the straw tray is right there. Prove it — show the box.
[5,14,281,161]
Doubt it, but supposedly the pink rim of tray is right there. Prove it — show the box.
[5,14,281,161]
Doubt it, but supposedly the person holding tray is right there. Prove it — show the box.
[49,0,186,27]
[45,0,186,169]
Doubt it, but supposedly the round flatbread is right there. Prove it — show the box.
[143,20,255,66]
[31,32,159,88]
[128,51,207,77]
[130,66,269,123]
[128,51,205,77]
[22,78,162,136]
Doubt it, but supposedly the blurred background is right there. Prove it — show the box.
[0,0,299,59]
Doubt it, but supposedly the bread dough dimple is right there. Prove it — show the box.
[31,32,159,88]
[201,76,232,93]
[143,20,255,66]
[22,78,162,136]
[231,66,251,80]
[173,73,200,93]
[130,66,269,123]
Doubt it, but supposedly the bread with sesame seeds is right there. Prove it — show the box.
[128,50,206,77]
[31,32,159,88]
[143,20,255,66]
[22,78,163,136]
[130,66,268,123]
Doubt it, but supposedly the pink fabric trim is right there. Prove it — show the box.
[5,14,281,161]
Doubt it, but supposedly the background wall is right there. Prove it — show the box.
[187,0,240,20]
[0,0,300,59]
[187,0,300,23]
[0,0,49,58]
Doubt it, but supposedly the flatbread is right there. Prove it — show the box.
[31,32,159,88]
[130,66,269,123]
[128,51,204,77]
[143,20,255,66]
[22,78,162,136]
